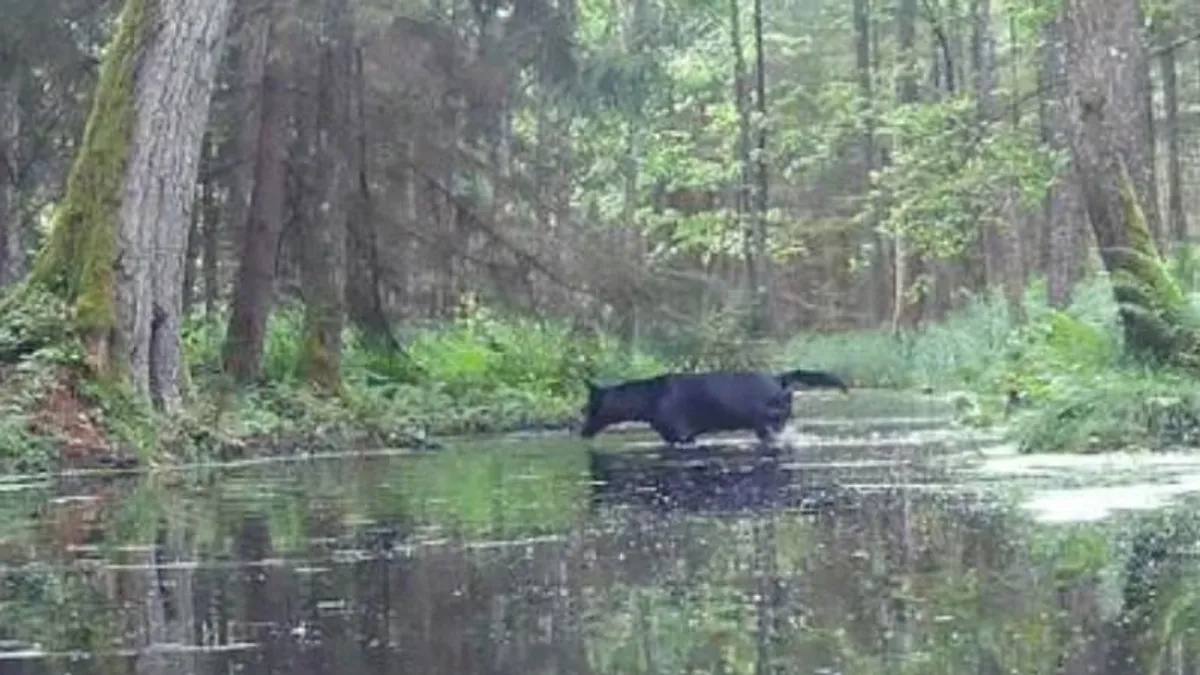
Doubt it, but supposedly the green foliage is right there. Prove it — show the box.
[778,287,1016,389]
[0,285,78,364]
[869,98,1059,260]
[0,287,91,473]
[650,297,775,371]
[775,256,1200,453]
[177,299,673,445]
[1012,372,1200,453]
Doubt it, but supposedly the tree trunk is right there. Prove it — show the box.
[730,0,759,331]
[223,0,289,384]
[225,0,273,253]
[183,134,213,317]
[853,0,883,326]
[182,180,201,317]
[294,0,353,392]
[0,71,23,288]
[28,0,233,411]
[1138,18,1161,250]
[891,0,916,329]
[344,46,397,349]
[1064,0,1188,363]
[972,0,1022,317]
[202,136,220,319]
[1039,16,1087,307]
[1159,31,1186,244]
[750,0,773,335]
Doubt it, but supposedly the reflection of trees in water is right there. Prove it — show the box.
[1103,511,1200,675]
[6,452,1200,674]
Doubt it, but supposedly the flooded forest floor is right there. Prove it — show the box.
[3,389,1200,674]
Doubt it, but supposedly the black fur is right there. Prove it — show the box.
[579,368,849,447]
[776,368,850,393]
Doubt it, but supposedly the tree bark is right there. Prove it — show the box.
[972,0,1022,317]
[1039,16,1087,307]
[853,0,884,325]
[0,71,22,288]
[1138,18,1161,249]
[1159,31,1186,244]
[1064,0,1185,363]
[853,0,884,326]
[225,0,273,251]
[345,46,397,349]
[202,135,220,319]
[295,0,354,391]
[183,134,212,317]
[124,0,234,410]
[222,0,289,384]
[750,0,773,335]
[891,0,916,329]
[730,0,761,333]
[27,0,233,411]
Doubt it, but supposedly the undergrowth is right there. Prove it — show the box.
[176,300,673,457]
[779,245,1200,453]
[8,246,1200,471]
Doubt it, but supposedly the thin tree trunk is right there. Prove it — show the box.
[223,0,289,383]
[750,0,773,335]
[1138,17,1162,249]
[853,0,880,325]
[972,0,1022,317]
[202,137,220,318]
[295,0,353,391]
[730,0,758,328]
[619,120,641,347]
[854,0,883,326]
[1040,16,1087,307]
[892,0,916,329]
[1159,31,1186,244]
[183,135,211,317]
[345,46,397,348]
[0,71,22,288]
[225,0,273,255]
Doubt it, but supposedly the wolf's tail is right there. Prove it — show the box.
[776,368,850,393]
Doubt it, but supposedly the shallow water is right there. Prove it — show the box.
[3,391,1200,674]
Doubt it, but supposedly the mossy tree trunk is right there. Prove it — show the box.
[28,0,233,410]
[294,0,354,392]
[1063,0,1193,365]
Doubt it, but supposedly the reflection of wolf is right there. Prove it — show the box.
[587,448,843,516]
